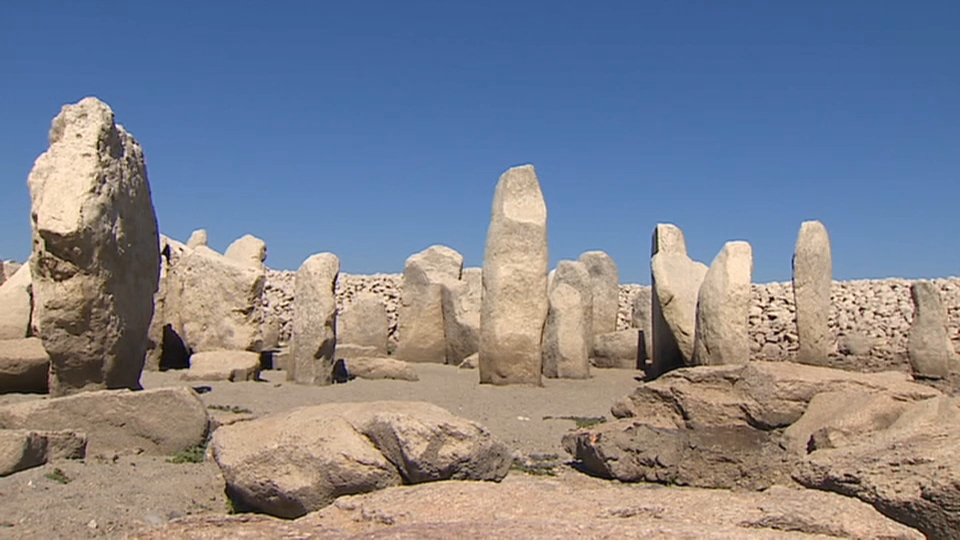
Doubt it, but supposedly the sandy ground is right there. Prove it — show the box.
[0,364,643,540]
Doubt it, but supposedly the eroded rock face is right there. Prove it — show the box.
[907,280,956,379]
[693,241,753,366]
[542,261,592,379]
[479,165,548,385]
[27,97,160,396]
[223,234,267,269]
[337,292,389,354]
[395,246,463,364]
[578,251,619,337]
[211,401,511,519]
[291,253,340,385]
[0,264,33,340]
[792,221,833,366]
[442,267,482,366]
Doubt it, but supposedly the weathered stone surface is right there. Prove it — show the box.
[907,280,955,379]
[334,344,381,360]
[178,246,264,354]
[181,350,261,382]
[542,261,592,379]
[0,264,33,340]
[693,241,753,366]
[186,229,208,248]
[650,224,688,376]
[0,429,86,477]
[459,352,479,369]
[345,357,419,381]
[611,361,939,430]
[792,220,833,366]
[145,235,189,371]
[337,292,388,354]
[441,267,482,365]
[794,396,960,538]
[479,165,548,385]
[211,401,510,519]
[592,330,639,369]
[782,391,910,454]
[631,287,653,362]
[0,338,49,394]
[578,251,619,336]
[0,387,208,455]
[651,250,707,368]
[224,234,267,269]
[291,253,340,385]
[28,100,159,395]
[396,245,463,364]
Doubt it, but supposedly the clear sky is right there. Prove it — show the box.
[2,1,958,284]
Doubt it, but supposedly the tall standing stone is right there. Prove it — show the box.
[631,286,653,363]
[186,229,208,249]
[144,235,189,371]
[792,220,833,366]
[578,251,619,336]
[291,253,340,385]
[337,292,389,354]
[542,261,592,379]
[693,241,753,366]
[395,245,463,363]
[479,165,548,385]
[650,224,705,376]
[224,234,267,269]
[27,97,160,396]
[907,281,956,379]
[442,267,482,365]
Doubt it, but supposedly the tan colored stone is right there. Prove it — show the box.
[291,253,340,385]
[0,338,49,394]
[396,245,463,364]
[442,267,481,365]
[542,261,592,379]
[186,229,207,248]
[651,250,708,367]
[0,264,32,340]
[578,251,619,336]
[907,280,956,379]
[693,241,753,366]
[337,292,388,354]
[792,220,833,366]
[182,350,261,382]
[0,429,86,477]
[592,330,639,369]
[650,223,694,377]
[631,286,653,362]
[223,234,266,269]
[345,357,418,381]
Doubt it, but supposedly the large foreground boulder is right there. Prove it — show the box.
[211,401,511,519]
[0,387,208,456]
[0,338,49,394]
[0,429,86,477]
[291,253,340,385]
[792,220,833,366]
[0,264,32,340]
[27,97,160,396]
[395,245,463,363]
[479,165,549,385]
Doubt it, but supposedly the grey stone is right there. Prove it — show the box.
[442,267,482,365]
[651,250,708,368]
[792,221,833,366]
[223,234,267,269]
[291,253,340,385]
[0,429,86,477]
[592,330,640,369]
[0,338,49,394]
[337,292,389,354]
[578,251,619,336]
[907,280,956,379]
[186,229,208,249]
[650,224,694,377]
[631,287,653,362]
[396,245,463,364]
[693,241,753,366]
[542,261,592,379]
[181,350,261,382]
[0,264,33,340]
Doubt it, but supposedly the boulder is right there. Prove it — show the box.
[211,401,511,518]
[442,267,482,365]
[479,165,549,385]
[578,251,619,336]
[631,286,653,362]
[337,292,388,354]
[345,357,419,381]
[591,330,639,369]
[838,332,875,356]
[692,241,753,366]
[181,350,261,382]
[0,338,49,394]
[291,253,340,385]
[0,264,33,340]
[27,97,160,396]
[177,246,264,354]
[186,229,208,248]
[542,261,592,379]
[224,234,267,269]
[395,245,463,364]
[907,280,956,379]
[792,220,833,366]
[0,429,86,477]
[782,391,911,454]
[0,387,208,455]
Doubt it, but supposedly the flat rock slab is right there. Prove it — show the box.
[0,429,86,477]
[130,470,922,539]
[0,338,49,394]
[346,357,419,381]
[0,387,208,456]
[181,350,261,382]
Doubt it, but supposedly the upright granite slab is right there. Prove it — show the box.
[792,220,833,366]
[395,245,463,363]
[693,241,753,366]
[337,292,389,354]
[651,228,708,372]
[578,251,619,337]
[0,264,33,340]
[650,224,691,377]
[442,267,482,365]
[542,261,592,379]
[907,281,956,379]
[291,253,340,385]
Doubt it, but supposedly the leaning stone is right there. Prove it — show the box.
[651,250,708,367]
[592,330,640,369]
[0,338,49,394]
[27,97,160,396]
[542,261,592,379]
[907,281,956,379]
[792,220,833,366]
[223,234,267,269]
[650,224,697,377]
[186,229,208,248]
[182,350,261,382]
[0,429,87,477]
[337,292,389,354]
[693,241,753,366]
[578,251,619,336]
[346,357,419,381]
[0,264,33,340]
[442,267,482,365]
[0,387,208,456]
[291,253,340,385]
[395,245,463,364]
[479,165,549,385]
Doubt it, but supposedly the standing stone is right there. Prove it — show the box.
[631,286,653,363]
[907,281,955,379]
[442,267,482,365]
[479,165,548,385]
[693,241,753,366]
[27,97,160,396]
[792,220,833,366]
[650,224,689,378]
[145,235,189,371]
[291,253,340,385]
[186,229,208,249]
[337,292,389,354]
[0,264,33,340]
[542,261,592,379]
[395,245,463,363]
[578,251,619,336]
[224,234,267,269]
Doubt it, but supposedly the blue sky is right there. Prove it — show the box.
[2,1,958,284]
